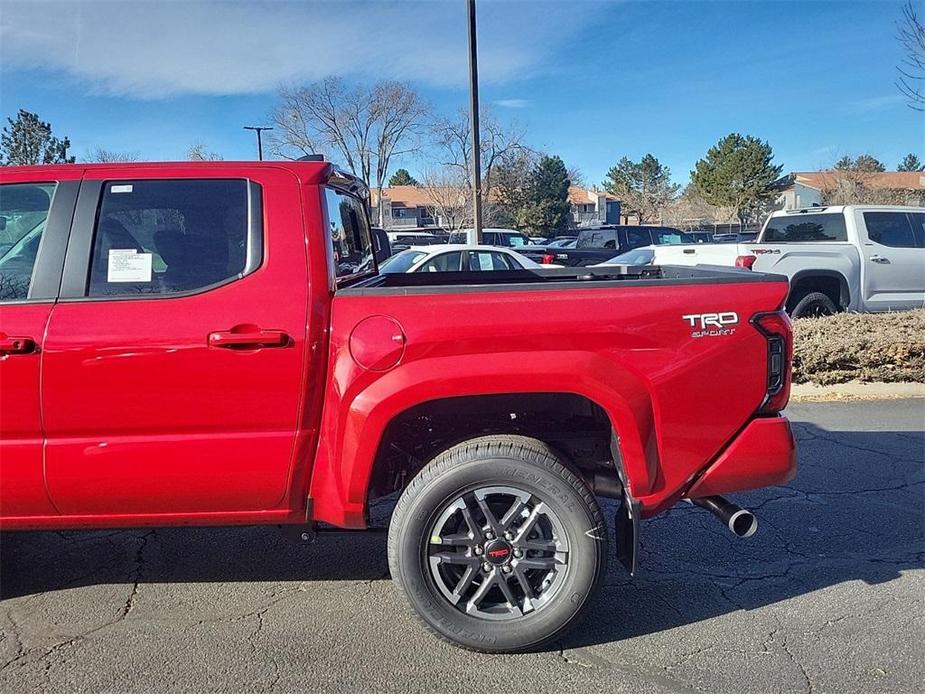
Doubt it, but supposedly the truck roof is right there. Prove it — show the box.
[774,204,925,215]
[0,160,338,185]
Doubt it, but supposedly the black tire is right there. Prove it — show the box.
[790,291,837,319]
[388,435,607,653]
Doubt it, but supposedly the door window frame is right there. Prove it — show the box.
[58,178,263,302]
[0,180,79,305]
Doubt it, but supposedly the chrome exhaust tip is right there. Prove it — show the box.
[690,495,758,538]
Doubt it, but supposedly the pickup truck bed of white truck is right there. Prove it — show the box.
[655,206,925,317]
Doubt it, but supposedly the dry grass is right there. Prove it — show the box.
[792,309,925,385]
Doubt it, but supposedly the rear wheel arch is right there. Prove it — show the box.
[366,393,628,510]
[786,270,849,314]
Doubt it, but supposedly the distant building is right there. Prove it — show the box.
[772,171,925,209]
[568,187,621,227]
[371,185,621,230]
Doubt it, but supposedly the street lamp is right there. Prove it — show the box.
[243,126,273,161]
[467,0,483,243]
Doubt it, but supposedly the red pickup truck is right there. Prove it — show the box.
[0,161,796,652]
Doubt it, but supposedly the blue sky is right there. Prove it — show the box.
[1,0,922,186]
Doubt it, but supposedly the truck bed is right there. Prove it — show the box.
[349,264,780,292]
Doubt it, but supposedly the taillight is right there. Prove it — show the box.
[541,253,555,265]
[736,255,757,270]
[752,311,792,414]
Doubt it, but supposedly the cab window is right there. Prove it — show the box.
[87,179,255,297]
[763,214,847,242]
[0,182,56,301]
[324,187,374,282]
[624,229,652,249]
[864,212,924,249]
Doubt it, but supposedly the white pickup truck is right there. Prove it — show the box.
[655,206,925,317]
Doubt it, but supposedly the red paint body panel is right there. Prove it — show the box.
[0,304,56,516]
[685,416,798,498]
[0,161,796,534]
[308,279,788,528]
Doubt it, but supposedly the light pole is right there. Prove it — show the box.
[467,0,483,243]
[243,126,273,161]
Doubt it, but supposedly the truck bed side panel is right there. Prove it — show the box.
[310,278,788,528]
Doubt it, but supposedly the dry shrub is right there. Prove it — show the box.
[792,309,925,385]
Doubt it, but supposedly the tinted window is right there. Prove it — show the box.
[419,251,461,272]
[651,228,692,245]
[87,179,252,297]
[864,212,923,249]
[577,230,617,249]
[0,182,56,301]
[324,187,374,282]
[624,229,652,249]
[763,214,847,242]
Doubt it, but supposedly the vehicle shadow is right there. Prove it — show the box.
[2,422,923,648]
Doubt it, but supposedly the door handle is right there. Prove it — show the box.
[869,255,890,264]
[0,336,37,355]
[208,328,289,348]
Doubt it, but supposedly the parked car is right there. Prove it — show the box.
[0,161,796,653]
[522,225,694,267]
[447,227,531,248]
[654,206,925,317]
[378,244,555,273]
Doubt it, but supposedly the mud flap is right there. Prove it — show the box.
[610,431,639,576]
[615,489,639,576]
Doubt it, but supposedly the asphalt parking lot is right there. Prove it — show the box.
[1,400,923,693]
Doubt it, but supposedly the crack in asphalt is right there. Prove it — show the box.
[0,530,155,675]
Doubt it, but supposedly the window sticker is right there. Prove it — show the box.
[107,249,152,282]
[477,253,493,270]
[110,184,134,194]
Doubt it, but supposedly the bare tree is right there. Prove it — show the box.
[818,171,910,205]
[421,109,529,229]
[272,78,428,224]
[428,108,527,197]
[85,146,140,163]
[186,142,223,161]
[419,168,474,230]
[897,0,925,110]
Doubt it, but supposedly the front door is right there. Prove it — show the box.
[41,167,310,516]
[0,177,78,518]
[858,209,925,311]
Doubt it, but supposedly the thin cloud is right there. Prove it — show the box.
[848,94,906,114]
[0,1,597,99]
[495,99,529,108]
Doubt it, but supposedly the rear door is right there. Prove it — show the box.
[0,174,79,518]
[41,166,310,515]
[857,210,925,311]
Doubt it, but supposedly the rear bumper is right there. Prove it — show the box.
[686,416,797,498]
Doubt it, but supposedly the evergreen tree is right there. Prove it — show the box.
[387,168,419,186]
[853,154,886,173]
[516,155,572,233]
[602,154,679,224]
[690,133,782,223]
[897,152,924,171]
[1,110,75,165]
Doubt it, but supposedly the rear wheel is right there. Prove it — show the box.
[790,290,837,319]
[388,435,607,652]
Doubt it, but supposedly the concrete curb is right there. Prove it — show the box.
[790,381,925,402]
